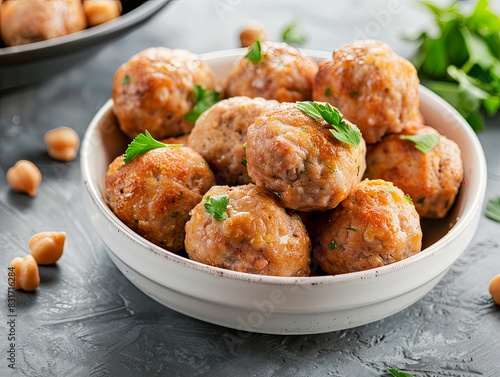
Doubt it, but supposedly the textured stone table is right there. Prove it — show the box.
[1,1,500,376]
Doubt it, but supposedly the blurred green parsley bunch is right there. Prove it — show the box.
[411,0,500,131]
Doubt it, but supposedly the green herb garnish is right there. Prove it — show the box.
[245,39,263,62]
[346,227,356,232]
[485,196,500,222]
[123,74,130,85]
[204,194,229,221]
[241,158,247,167]
[400,133,439,153]
[327,166,336,173]
[293,213,302,222]
[296,102,362,148]
[349,91,359,98]
[177,193,183,200]
[410,0,500,131]
[184,85,221,123]
[242,142,247,150]
[387,367,413,377]
[171,212,179,218]
[325,87,331,96]
[328,241,337,250]
[281,19,308,45]
[417,196,426,204]
[387,188,395,193]
[404,194,413,204]
[123,131,182,163]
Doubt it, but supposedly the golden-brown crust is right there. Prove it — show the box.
[313,40,420,144]
[188,96,279,185]
[104,147,215,252]
[225,41,318,102]
[313,179,422,274]
[364,122,463,218]
[1,0,86,46]
[112,48,216,139]
[246,102,366,211]
[185,184,311,277]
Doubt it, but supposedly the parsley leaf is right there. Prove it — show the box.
[123,74,130,85]
[123,131,182,163]
[328,241,337,250]
[485,196,500,222]
[184,85,221,123]
[281,19,308,45]
[296,102,362,147]
[404,194,413,204]
[387,367,413,377]
[400,133,439,153]
[204,195,229,221]
[245,39,263,62]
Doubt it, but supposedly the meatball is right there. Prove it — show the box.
[246,103,366,212]
[1,0,86,46]
[112,48,216,139]
[225,41,318,102]
[104,147,215,252]
[188,96,279,185]
[314,179,422,275]
[364,122,463,218]
[313,40,420,144]
[185,184,311,277]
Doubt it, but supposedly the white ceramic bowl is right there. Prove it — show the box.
[81,49,487,335]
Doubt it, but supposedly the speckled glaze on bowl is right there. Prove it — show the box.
[81,49,487,335]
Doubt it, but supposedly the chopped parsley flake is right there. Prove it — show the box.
[328,241,337,250]
[245,39,263,62]
[204,194,229,221]
[400,133,439,153]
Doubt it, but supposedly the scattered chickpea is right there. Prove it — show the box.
[83,0,122,27]
[6,160,42,197]
[28,231,66,265]
[44,126,80,161]
[239,21,268,47]
[489,274,500,305]
[9,255,40,291]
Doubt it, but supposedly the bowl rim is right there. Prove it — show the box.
[81,48,487,287]
[0,0,170,63]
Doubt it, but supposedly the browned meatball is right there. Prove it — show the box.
[188,96,279,185]
[225,41,318,102]
[1,0,86,46]
[246,103,366,212]
[112,48,216,139]
[104,147,215,252]
[364,122,463,218]
[314,179,422,275]
[313,40,420,144]
[185,184,311,277]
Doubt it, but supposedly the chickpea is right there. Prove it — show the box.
[239,21,268,47]
[6,160,42,197]
[83,0,122,27]
[9,255,40,291]
[44,126,80,161]
[28,231,66,265]
[489,274,500,305]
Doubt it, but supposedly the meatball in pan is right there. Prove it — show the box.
[185,184,311,277]
[225,41,318,102]
[1,0,87,46]
[313,40,420,144]
[188,96,279,185]
[112,48,216,140]
[104,147,215,252]
[314,179,422,275]
[364,122,463,218]
[246,102,366,212]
